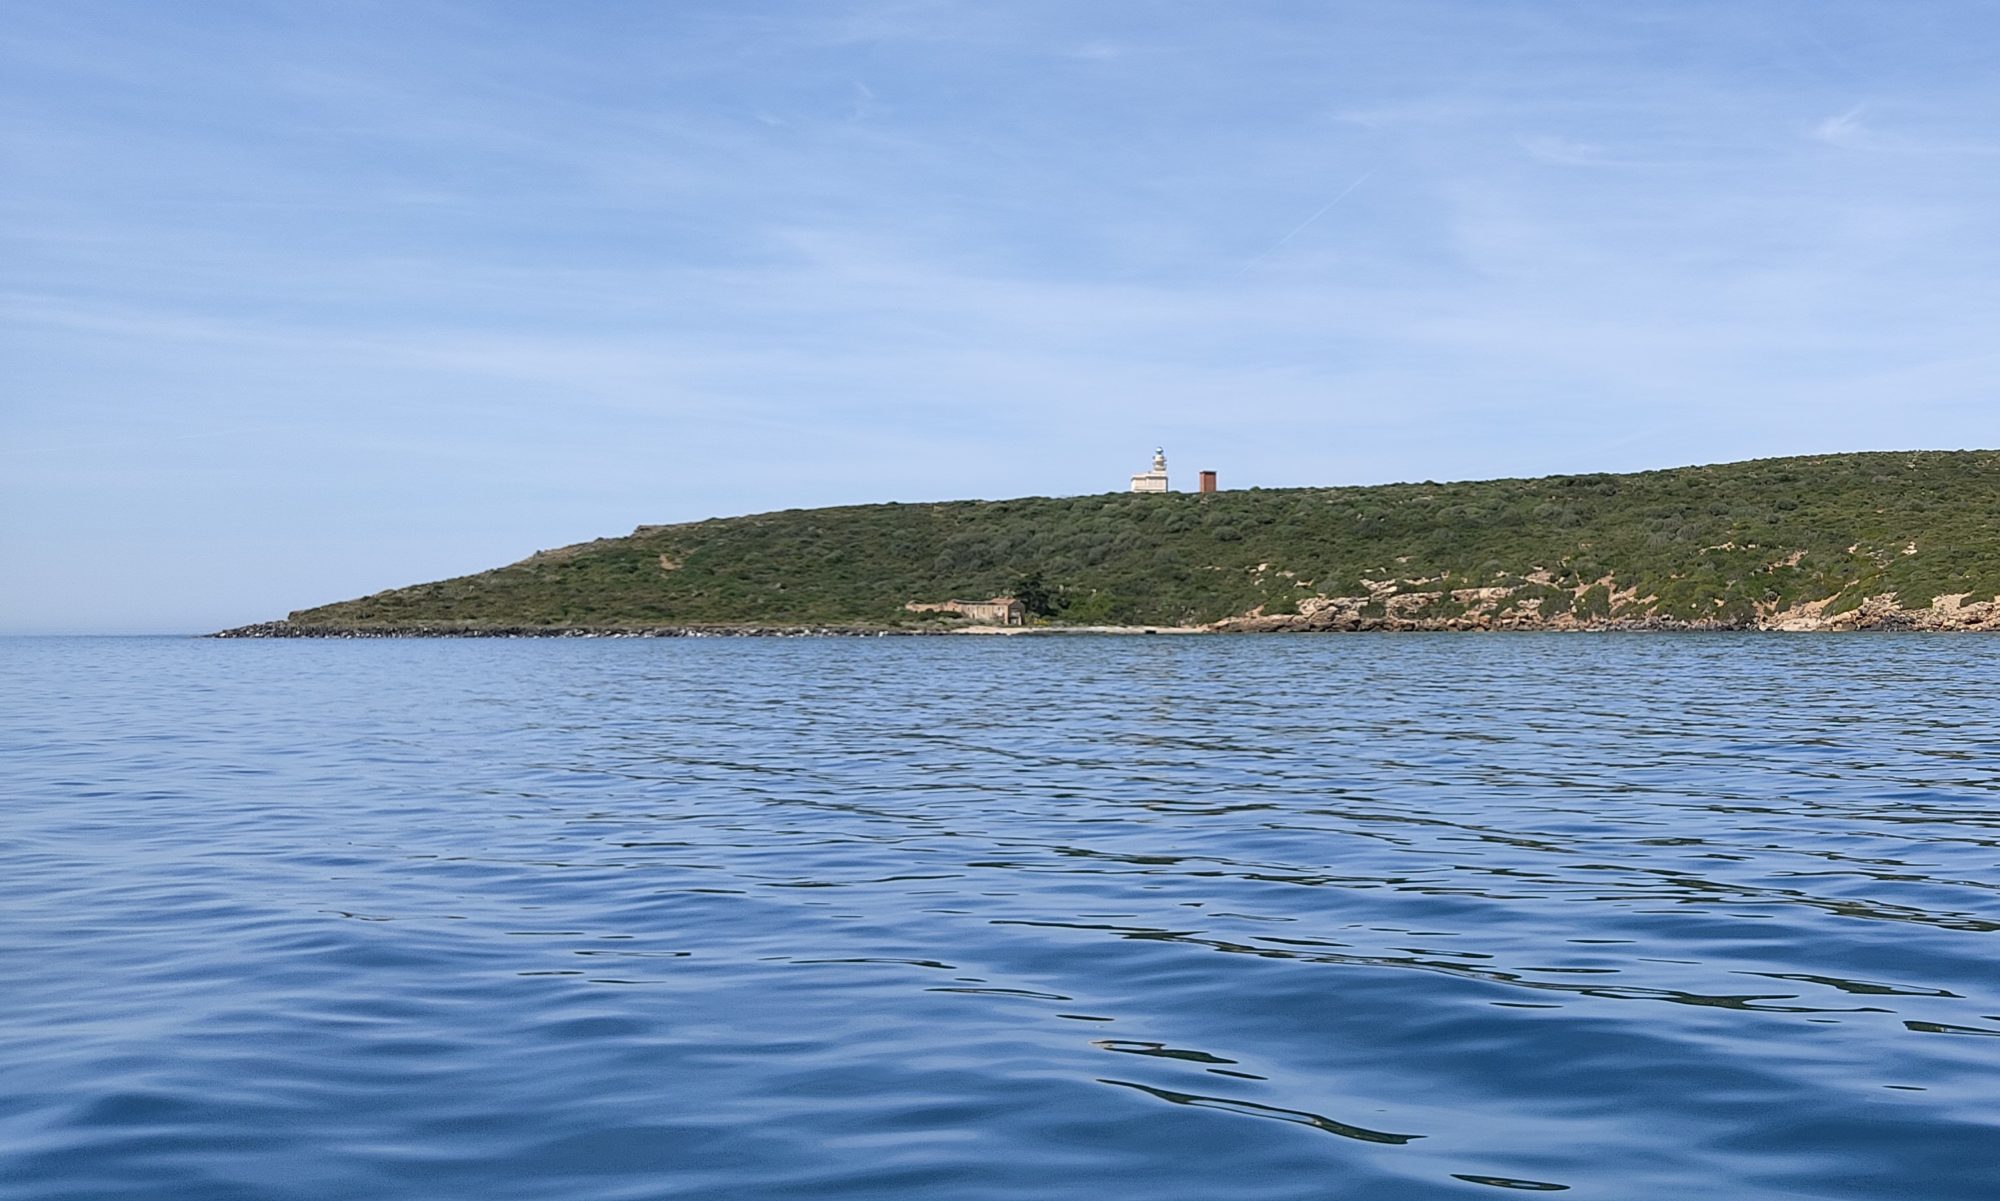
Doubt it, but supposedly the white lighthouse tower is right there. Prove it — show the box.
[1129,448,1170,493]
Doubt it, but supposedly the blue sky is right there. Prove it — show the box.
[5,1,1997,633]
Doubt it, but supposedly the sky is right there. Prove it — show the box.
[4,1,1998,633]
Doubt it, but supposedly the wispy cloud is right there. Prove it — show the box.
[1812,104,1870,147]
[1517,133,1615,167]
[1811,103,2000,155]
[1330,99,1492,130]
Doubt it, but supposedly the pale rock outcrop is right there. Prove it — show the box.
[1215,581,2000,633]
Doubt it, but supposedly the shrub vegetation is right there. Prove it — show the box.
[288,451,2000,629]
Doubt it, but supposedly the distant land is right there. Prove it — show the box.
[218,451,2000,636]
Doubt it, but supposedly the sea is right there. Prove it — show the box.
[3,634,1997,1199]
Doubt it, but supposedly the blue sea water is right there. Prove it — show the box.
[2,634,1997,1200]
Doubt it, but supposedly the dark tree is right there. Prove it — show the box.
[1010,570,1064,617]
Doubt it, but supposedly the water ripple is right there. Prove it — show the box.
[3,634,1998,1199]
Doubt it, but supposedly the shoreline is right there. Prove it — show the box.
[207,612,1999,639]
[206,621,1215,639]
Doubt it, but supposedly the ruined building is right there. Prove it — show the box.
[902,597,1027,626]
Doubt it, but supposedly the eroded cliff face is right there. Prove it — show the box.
[1213,583,2000,633]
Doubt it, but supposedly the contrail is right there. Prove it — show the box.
[1234,170,1373,278]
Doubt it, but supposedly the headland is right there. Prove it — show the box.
[213,450,2000,637]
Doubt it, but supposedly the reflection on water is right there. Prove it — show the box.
[1099,1079,1422,1144]
[2,634,1998,1199]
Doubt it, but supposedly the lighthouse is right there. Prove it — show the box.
[1129,448,1170,493]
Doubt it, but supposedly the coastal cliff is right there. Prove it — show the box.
[229,450,2000,635]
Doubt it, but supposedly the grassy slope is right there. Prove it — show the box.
[290,451,2000,629]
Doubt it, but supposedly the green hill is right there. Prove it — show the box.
[265,450,2000,633]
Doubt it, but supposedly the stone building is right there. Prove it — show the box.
[903,597,1026,625]
[1129,448,1170,493]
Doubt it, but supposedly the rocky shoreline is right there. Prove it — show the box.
[1211,590,2000,634]
[212,592,2000,639]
